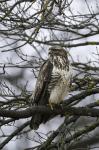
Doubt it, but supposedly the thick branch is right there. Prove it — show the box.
[1,105,99,119]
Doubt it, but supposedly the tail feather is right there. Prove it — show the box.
[30,114,42,130]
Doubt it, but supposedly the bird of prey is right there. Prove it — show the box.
[30,46,72,129]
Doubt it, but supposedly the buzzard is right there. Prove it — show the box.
[30,46,72,129]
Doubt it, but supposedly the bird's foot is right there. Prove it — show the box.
[48,102,55,110]
[48,102,63,111]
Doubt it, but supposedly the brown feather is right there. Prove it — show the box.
[30,60,53,129]
[30,47,72,130]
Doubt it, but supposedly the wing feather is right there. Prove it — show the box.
[32,60,53,105]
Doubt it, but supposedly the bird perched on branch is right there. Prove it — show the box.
[30,46,72,130]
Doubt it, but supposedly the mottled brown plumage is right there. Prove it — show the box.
[30,46,72,130]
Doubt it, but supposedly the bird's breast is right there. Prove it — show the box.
[49,66,72,104]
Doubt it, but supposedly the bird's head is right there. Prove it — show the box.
[48,46,68,58]
[48,46,69,69]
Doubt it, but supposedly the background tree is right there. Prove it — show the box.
[0,0,99,149]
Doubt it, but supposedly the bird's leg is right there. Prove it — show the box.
[48,101,54,110]
[48,102,61,110]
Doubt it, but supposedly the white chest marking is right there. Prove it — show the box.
[49,66,72,104]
